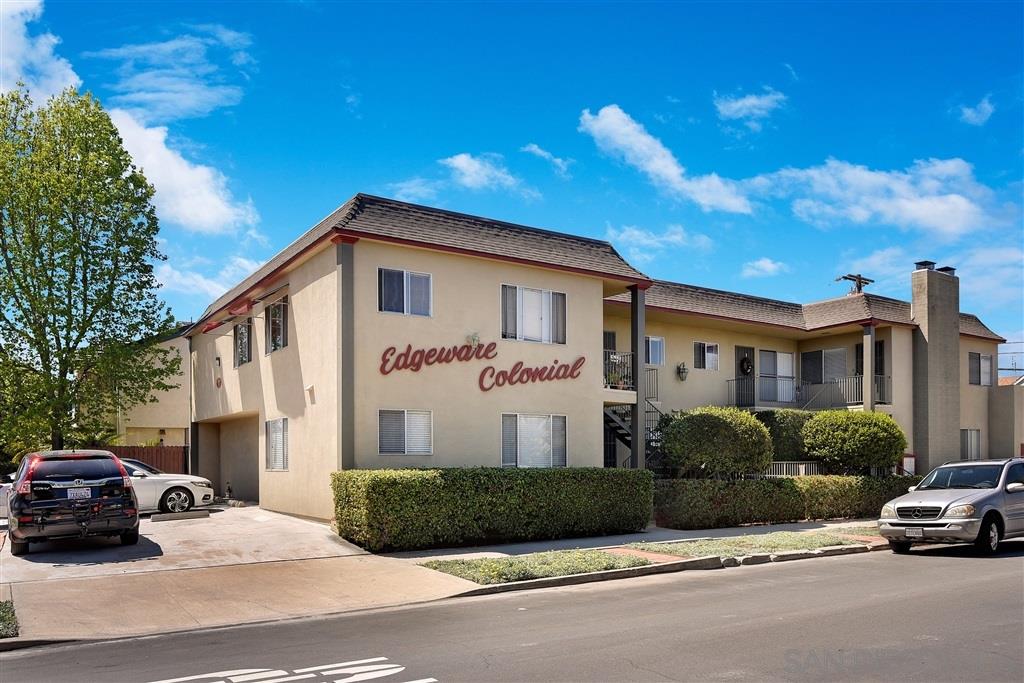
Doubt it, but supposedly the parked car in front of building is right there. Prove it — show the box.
[7,450,140,556]
[878,458,1024,554]
[119,458,214,513]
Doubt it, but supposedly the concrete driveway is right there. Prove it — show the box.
[0,505,362,583]
[1,506,475,641]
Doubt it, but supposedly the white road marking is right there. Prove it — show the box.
[149,670,270,683]
[294,658,388,673]
[256,676,316,683]
[231,671,290,682]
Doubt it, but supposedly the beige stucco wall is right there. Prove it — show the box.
[352,240,605,470]
[989,385,1024,458]
[960,337,1000,458]
[219,414,259,502]
[885,326,915,454]
[119,336,190,443]
[191,245,339,519]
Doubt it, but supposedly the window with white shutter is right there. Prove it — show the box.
[266,418,288,470]
[980,354,993,387]
[500,414,567,468]
[645,336,665,365]
[960,429,981,460]
[378,409,432,455]
[693,341,719,370]
[500,285,566,344]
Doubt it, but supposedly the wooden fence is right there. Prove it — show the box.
[103,445,189,474]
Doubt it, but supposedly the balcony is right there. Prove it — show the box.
[603,351,659,401]
[725,375,891,410]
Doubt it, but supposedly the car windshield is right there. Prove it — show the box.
[917,464,1003,490]
[124,459,163,475]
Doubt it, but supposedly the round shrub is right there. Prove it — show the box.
[801,411,907,474]
[754,409,815,460]
[660,406,773,477]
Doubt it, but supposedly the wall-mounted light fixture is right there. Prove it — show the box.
[676,361,689,382]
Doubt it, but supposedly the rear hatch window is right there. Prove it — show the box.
[30,456,126,502]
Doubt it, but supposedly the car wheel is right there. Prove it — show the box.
[121,529,140,546]
[10,540,28,556]
[974,515,1001,555]
[889,541,912,554]
[160,487,193,514]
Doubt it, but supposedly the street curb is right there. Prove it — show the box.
[150,510,210,523]
[454,555,726,596]
[0,637,77,653]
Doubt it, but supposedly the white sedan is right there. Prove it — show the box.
[120,459,215,513]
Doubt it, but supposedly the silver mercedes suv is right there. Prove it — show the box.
[878,458,1024,554]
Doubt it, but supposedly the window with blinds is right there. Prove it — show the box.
[500,285,566,344]
[378,268,431,316]
[960,429,981,460]
[265,296,288,353]
[266,418,288,470]
[500,414,567,468]
[693,341,719,370]
[645,336,665,365]
[233,318,252,367]
[378,409,432,455]
[971,353,994,386]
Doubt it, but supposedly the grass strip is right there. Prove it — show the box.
[630,531,859,559]
[422,549,650,585]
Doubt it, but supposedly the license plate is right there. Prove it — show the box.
[67,487,91,500]
[905,527,924,538]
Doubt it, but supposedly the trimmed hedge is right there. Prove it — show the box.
[332,468,654,552]
[754,409,815,461]
[660,406,773,476]
[802,411,907,473]
[654,475,922,530]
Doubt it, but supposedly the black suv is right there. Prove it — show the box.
[7,450,140,556]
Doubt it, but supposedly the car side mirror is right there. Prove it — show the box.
[4,473,14,482]
[132,471,147,478]
[1006,482,1024,493]
[907,485,917,492]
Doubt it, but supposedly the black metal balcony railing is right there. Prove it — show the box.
[725,375,891,409]
[604,350,635,390]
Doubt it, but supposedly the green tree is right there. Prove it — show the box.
[0,86,180,451]
[801,411,908,474]
[659,406,773,478]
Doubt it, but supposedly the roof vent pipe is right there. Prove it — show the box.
[914,260,936,271]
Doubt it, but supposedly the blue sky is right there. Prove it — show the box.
[3,1,1023,372]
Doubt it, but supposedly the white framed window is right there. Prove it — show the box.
[693,341,719,370]
[233,318,252,367]
[645,336,665,365]
[378,268,432,317]
[960,429,981,460]
[378,409,433,455]
[500,284,566,344]
[265,296,288,353]
[266,418,288,470]
[501,414,567,468]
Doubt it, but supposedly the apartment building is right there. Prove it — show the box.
[178,194,1018,520]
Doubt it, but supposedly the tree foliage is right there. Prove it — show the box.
[659,406,774,477]
[801,411,908,474]
[0,86,180,451]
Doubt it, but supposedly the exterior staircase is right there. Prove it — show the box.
[602,400,668,473]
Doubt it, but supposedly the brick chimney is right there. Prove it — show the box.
[911,261,960,472]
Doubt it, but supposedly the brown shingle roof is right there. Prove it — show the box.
[609,281,1005,341]
[197,194,649,323]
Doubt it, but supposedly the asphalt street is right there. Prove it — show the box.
[3,541,1022,682]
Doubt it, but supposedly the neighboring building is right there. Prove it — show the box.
[175,194,1017,519]
[115,328,191,447]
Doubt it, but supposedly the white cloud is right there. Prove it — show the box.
[156,255,263,301]
[439,152,539,199]
[783,63,799,82]
[713,87,787,132]
[959,95,995,126]
[111,109,258,234]
[747,157,998,239]
[955,245,1024,306]
[578,104,750,213]
[520,143,573,179]
[85,27,254,123]
[389,177,443,203]
[741,257,790,278]
[0,0,80,99]
[605,224,713,264]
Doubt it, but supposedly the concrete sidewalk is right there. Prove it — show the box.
[8,554,475,640]
[385,518,879,562]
